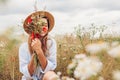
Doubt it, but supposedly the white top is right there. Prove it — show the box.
[19,38,57,80]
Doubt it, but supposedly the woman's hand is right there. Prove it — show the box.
[31,38,42,53]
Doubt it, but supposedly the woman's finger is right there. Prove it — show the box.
[31,41,35,47]
[32,39,35,42]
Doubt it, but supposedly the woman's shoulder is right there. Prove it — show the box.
[19,42,30,56]
[47,36,56,44]
[47,36,56,48]
[19,42,31,60]
[19,42,28,50]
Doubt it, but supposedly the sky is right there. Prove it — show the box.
[0,0,120,35]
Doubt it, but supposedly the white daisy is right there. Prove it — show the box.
[108,45,120,58]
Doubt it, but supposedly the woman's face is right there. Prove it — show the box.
[40,18,48,36]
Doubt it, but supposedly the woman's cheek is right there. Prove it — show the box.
[42,26,48,32]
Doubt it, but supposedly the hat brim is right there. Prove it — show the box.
[23,11,55,34]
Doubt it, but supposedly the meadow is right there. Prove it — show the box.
[0,25,120,80]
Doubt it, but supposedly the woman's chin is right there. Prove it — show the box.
[40,33,46,36]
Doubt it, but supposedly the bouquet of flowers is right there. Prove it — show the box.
[25,13,47,39]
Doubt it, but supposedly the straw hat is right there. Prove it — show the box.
[23,11,55,34]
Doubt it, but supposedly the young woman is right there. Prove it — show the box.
[19,11,58,80]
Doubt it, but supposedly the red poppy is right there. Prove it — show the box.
[42,26,47,32]
[35,33,41,39]
[31,32,35,40]
[27,17,32,24]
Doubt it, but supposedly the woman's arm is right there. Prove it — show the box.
[43,38,57,72]
[28,53,36,76]
[19,43,34,79]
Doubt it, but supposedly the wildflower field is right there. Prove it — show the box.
[0,25,120,80]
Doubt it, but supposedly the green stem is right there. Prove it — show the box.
[79,36,85,51]
[34,52,39,68]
